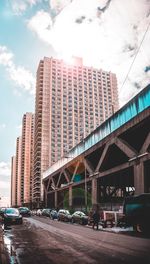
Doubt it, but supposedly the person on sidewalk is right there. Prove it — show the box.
[92,210,100,230]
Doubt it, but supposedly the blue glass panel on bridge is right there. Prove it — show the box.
[69,84,150,157]
[73,174,82,182]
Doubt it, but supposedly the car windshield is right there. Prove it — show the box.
[74,211,85,216]
[5,208,19,214]
[0,208,6,213]
[19,207,29,211]
[80,212,86,216]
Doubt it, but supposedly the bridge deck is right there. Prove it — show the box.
[43,84,150,179]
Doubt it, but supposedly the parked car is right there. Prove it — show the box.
[57,209,72,222]
[0,208,6,216]
[18,207,31,217]
[0,208,6,223]
[41,208,51,217]
[71,211,88,225]
[2,208,23,226]
[36,209,42,216]
[123,193,150,233]
[31,209,37,216]
[0,207,6,214]
[50,210,58,220]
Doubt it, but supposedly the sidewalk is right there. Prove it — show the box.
[0,225,9,264]
[86,223,133,233]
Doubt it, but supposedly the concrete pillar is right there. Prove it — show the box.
[134,162,145,195]
[69,186,72,208]
[45,190,47,208]
[54,191,58,209]
[92,178,97,205]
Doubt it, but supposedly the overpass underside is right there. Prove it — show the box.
[43,106,150,211]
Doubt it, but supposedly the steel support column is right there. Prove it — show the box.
[69,186,72,208]
[92,178,97,205]
[134,162,145,194]
[54,190,58,209]
[43,185,48,208]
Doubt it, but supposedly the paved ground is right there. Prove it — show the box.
[1,216,150,264]
[0,225,9,264]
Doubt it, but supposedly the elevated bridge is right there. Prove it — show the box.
[43,84,150,210]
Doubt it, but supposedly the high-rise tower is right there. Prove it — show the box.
[11,136,22,207]
[11,113,34,207]
[33,57,119,204]
[16,136,22,206]
[21,112,34,206]
[11,156,16,207]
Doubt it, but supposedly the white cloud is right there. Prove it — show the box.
[0,45,35,94]
[28,0,150,105]
[0,162,11,206]
[0,46,13,66]
[28,10,53,43]
[0,161,11,177]
[50,0,71,14]
[16,124,22,130]
[9,0,41,15]
[0,181,10,189]
[0,196,10,207]
[8,64,35,94]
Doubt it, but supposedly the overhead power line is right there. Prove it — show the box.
[120,19,150,92]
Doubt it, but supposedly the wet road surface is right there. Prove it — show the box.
[3,216,150,264]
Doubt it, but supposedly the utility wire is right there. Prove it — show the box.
[120,20,150,92]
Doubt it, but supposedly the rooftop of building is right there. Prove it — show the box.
[40,56,116,74]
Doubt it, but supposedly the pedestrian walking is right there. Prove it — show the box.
[92,210,100,230]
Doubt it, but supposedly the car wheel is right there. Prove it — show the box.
[105,220,113,228]
[134,223,150,234]
[4,223,7,230]
[133,223,142,233]
[136,224,142,233]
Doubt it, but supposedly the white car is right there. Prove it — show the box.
[36,209,42,216]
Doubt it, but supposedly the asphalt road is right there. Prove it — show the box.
[3,216,150,264]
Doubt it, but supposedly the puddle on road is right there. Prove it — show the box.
[4,230,17,264]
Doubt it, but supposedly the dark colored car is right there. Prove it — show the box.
[0,207,6,214]
[123,193,150,233]
[57,209,72,222]
[18,207,31,217]
[41,208,51,217]
[71,211,88,225]
[50,210,58,220]
[0,208,6,223]
[0,207,6,216]
[2,208,23,226]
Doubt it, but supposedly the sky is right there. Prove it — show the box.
[0,0,150,207]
